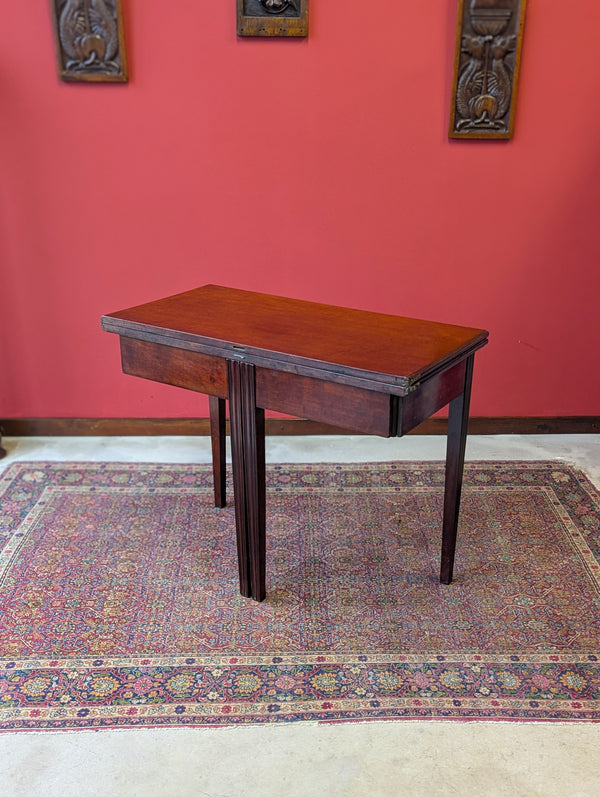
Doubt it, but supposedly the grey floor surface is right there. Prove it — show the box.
[0,434,599,797]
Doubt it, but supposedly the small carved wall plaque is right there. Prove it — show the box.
[449,0,526,139]
[237,0,308,38]
[50,0,128,82]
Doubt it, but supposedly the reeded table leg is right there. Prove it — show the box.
[227,360,266,601]
[440,354,474,585]
[209,396,227,508]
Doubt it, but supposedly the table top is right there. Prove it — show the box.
[101,285,488,394]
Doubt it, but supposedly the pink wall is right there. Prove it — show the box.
[2,2,599,421]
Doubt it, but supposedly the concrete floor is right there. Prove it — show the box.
[0,434,599,797]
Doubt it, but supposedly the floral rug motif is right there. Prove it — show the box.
[0,460,599,731]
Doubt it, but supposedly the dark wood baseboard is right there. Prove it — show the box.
[1,417,599,437]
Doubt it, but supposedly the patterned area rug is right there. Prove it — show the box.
[1,460,599,731]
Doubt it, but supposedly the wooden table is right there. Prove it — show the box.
[101,285,488,602]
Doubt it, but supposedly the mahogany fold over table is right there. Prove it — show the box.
[101,285,488,602]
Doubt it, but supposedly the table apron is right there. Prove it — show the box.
[255,367,397,437]
[119,337,468,438]
[397,360,467,436]
[120,337,228,398]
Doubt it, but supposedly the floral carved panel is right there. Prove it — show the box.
[449,0,526,139]
[50,0,128,82]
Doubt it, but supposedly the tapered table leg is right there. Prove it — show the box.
[227,360,266,601]
[209,396,227,508]
[440,355,474,585]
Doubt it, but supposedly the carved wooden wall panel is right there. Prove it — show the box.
[237,0,308,37]
[449,0,526,139]
[50,0,128,82]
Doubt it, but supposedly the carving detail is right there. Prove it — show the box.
[450,1,526,139]
[259,0,298,13]
[51,0,127,82]
[59,0,118,68]
[237,0,308,37]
